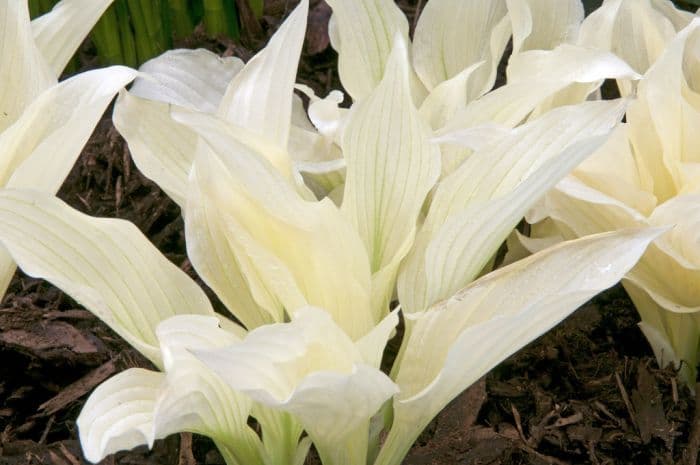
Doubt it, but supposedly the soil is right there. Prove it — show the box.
[1,1,697,464]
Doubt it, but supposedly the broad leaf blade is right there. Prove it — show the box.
[325,0,410,100]
[413,0,510,95]
[341,38,440,317]
[0,0,54,132]
[379,228,663,465]
[218,0,308,149]
[31,0,116,76]
[2,66,137,192]
[0,190,214,366]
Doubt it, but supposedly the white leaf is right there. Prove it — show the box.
[507,0,583,54]
[341,37,440,317]
[218,0,308,148]
[0,0,54,132]
[325,0,410,100]
[31,0,116,77]
[113,91,195,208]
[195,307,398,465]
[0,190,213,366]
[413,0,510,95]
[399,100,627,313]
[131,49,244,113]
[378,228,663,465]
[2,66,137,192]
[184,131,375,339]
[78,368,162,463]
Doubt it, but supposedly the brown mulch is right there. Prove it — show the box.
[1,1,698,464]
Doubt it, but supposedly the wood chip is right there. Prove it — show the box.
[38,360,116,416]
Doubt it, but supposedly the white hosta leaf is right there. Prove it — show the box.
[626,281,700,386]
[173,107,294,181]
[378,228,663,465]
[289,87,347,198]
[572,123,657,216]
[130,49,244,113]
[412,0,510,95]
[1,66,137,192]
[639,19,700,192]
[0,190,214,366]
[218,0,308,148]
[153,315,263,464]
[507,0,583,54]
[432,124,510,152]
[113,49,244,208]
[113,91,195,208]
[578,0,677,76]
[622,195,700,315]
[31,0,116,77]
[398,100,627,313]
[547,177,650,235]
[186,146,282,330]
[418,62,484,130]
[441,45,638,132]
[78,368,162,463]
[79,315,264,465]
[0,0,54,132]
[651,0,696,31]
[185,131,375,339]
[196,307,398,465]
[341,38,440,317]
[424,136,611,312]
[324,0,410,100]
[433,100,626,223]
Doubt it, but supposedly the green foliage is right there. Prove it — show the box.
[28,0,252,68]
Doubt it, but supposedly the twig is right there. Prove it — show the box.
[615,371,638,431]
[685,383,700,465]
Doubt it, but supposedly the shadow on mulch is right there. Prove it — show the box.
[1,1,697,464]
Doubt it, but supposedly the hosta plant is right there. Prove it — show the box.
[0,1,665,465]
[0,0,136,296]
[517,6,700,387]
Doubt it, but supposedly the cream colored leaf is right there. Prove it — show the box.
[185,131,375,340]
[153,315,263,465]
[578,0,677,76]
[113,91,195,208]
[0,190,213,366]
[377,228,663,465]
[507,0,583,54]
[78,315,263,465]
[412,0,510,95]
[186,147,283,330]
[341,37,440,318]
[31,0,116,77]
[0,0,54,132]
[218,0,308,148]
[195,307,398,465]
[441,45,638,132]
[78,368,162,463]
[626,281,700,386]
[2,66,137,192]
[130,48,244,113]
[418,62,483,130]
[324,0,410,100]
